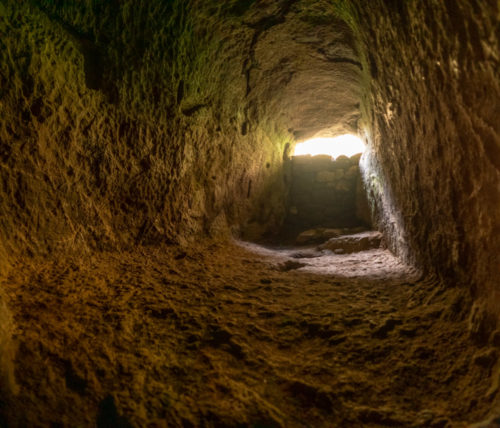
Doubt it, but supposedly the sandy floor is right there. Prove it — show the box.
[1,239,499,427]
[238,241,417,280]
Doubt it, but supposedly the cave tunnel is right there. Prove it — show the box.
[0,0,499,426]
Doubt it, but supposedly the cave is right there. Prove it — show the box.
[0,0,499,426]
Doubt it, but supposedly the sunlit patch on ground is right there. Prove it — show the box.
[237,240,419,281]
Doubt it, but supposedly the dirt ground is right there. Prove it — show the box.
[1,239,499,427]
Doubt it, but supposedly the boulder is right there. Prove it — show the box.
[319,231,383,253]
[296,228,344,245]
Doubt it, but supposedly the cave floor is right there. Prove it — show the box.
[2,240,498,427]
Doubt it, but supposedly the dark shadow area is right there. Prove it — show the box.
[270,152,373,247]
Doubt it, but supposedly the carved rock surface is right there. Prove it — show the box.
[348,1,500,322]
[0,0,499,425]
[0,0,361,257]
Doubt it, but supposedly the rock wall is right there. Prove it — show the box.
[0,0,361,256]
[0,0,287,255]
[287,154,370,232]
[348,1,500,330]
[0,297,17,399]
[0,0,362,392]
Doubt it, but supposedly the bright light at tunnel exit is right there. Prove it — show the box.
[293,134,366,159]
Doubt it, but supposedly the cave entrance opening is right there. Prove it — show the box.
[281,133,374,247]
[293,134,365,159]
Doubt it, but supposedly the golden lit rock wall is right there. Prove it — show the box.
[0,1,287,394]
[0,1,361,397]
[351,0,500,330]
[0,0,360,259]
[0,1,272,261]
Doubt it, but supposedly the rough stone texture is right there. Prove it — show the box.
[0,296,17,395]
[286,154,370,232]
[295,226,367,245]
[0,0,362,406]
[0,241,496,427]
[348,1,500,329]
[319,231,383,254]
[246,1,361,141]
[0,0,499,424]
[0,0,361,256]
[0,0,282,255]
